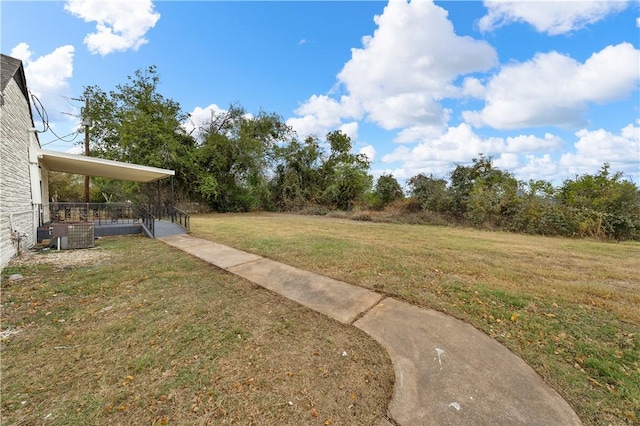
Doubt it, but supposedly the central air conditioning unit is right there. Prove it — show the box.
[49,223,95,249]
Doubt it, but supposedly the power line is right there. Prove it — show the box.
[59,95,83,108]
[29,91,84,145]
[30,91,49,133]
[41,130,82,146]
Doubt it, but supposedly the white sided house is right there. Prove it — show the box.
[1,54,179,269]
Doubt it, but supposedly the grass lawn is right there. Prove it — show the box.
[1,235,393,425]
[190,212,640,426]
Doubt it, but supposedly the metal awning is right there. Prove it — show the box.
[38,149,175,183]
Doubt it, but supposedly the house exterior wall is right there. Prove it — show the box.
[0,76,37,268]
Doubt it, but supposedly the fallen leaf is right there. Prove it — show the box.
[588,377,602,387]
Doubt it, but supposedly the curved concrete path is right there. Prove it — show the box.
[160,234,582,425]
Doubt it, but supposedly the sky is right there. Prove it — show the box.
[2,0,639,185]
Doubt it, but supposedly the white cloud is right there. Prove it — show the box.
[183,103,257,142]
[463,43,640,129]
[461,77,486,99]
[382,123,506,166]
[287,95,361,139]
[479,0,629,35]
[10,42,33,63]
[65,0,160,56]
[504,133,564,153]
[394,124,448,144]
[338,0,497,129]
[494,152,521,170]
[10,43,76,123]
[359,144,376,162]
[515,154,560,180]
[364,93,444,130]
[338,121,359,141]
[289,0,497,138]
[559,122,640,176]
[182,103,226,140]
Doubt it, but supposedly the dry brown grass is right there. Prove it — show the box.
[1,235,393,425]
[190,212,640,425]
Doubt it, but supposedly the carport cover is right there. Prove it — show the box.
[38,149,175,183]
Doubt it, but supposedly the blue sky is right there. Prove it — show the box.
[2,0,639,185]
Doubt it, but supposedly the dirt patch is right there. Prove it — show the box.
[7,247,113,269]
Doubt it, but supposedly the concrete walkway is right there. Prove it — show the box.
[153,220,187,238]
[160,234,582,426]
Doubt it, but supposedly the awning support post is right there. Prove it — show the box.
[157,180,162,218]
[171,176,175,223]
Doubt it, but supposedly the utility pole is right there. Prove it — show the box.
[83,98,90,203]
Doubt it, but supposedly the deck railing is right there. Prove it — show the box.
[172,207,190,232]
[49,202,140,225]
[48,202,189,236]
[139,205,155,238]
[155,205,190,232]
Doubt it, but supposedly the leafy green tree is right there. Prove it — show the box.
[558,163,640,239]
[321,131,372,210]
[374,174,404,208]
[82,66,197,202]
[507,179,561,235]
[196,105,292,211]
[407,173,450,213]
[48,172,83,202]
[449,155,519,225]
[271,136,324,210]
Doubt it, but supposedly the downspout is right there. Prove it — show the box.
[171,176,175,223]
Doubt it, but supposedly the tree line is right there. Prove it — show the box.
[404,157,639,240]
[50,66,638,240]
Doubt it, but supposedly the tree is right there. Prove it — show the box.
[508,179,564,236]
[271,136,324,210]
[196,105,292,211]
[321,131,372,210]
[449,155,519,225]
[82,66,197,202]
[558,163,640,239]
[48,172,83,202]
[374,174,404,208]
[407,173,450,213]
